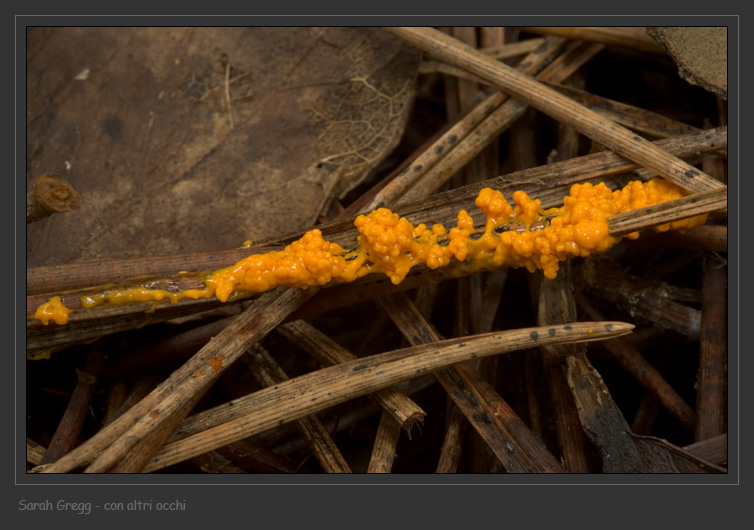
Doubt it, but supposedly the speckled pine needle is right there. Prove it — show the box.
[140,320,633,472]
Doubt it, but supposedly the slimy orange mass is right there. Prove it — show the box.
[29,178,706,326]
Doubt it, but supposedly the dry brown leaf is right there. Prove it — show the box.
[27,27,419,266]
[647,27,727,100]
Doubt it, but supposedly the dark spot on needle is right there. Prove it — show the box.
[530,331,539,341]
[685,169,699,178]
[352,364,367,372]
[447,134,458,144]
[434,145,444,155]
[548,328,556,337]
[604,323,613,331]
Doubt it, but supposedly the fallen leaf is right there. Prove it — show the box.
[27,27,420,266]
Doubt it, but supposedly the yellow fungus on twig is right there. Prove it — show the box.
[28,179,707,325]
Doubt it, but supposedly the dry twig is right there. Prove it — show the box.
[135,321,632,472]
[384,27,725,194]
[27,173,82,224]
[514,27,665,54]
[244,345,351,473]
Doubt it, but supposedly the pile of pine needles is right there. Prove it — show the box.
[26,27,728,474]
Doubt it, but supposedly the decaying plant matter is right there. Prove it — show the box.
[26,26,728,474]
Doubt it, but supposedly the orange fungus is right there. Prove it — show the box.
[29,179,706,324]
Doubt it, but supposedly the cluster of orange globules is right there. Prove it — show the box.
[30,178,706,326]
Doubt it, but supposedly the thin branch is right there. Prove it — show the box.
[537,265,593,472]
[362,36,571,212]
[435,407,468,473]
[244,345,351,473]
[541,80,709,140]
[276,321,427,432]
[638,225,726,253]
[379,292,564,473]
[578,297,698,432]
[578,257,702,340]
[37,286,313,473]
[608,187,727,237]
[395,39,606,207]
[27,439,47,467]
[135,321,632,472]
[418,38,546,79]
[696,254,727,441]
[41,346,107,464]
[367,399,404,473]
[26,126,726,304]
[514,26,665,54]
[26,127,727,360]
[27,173,82,224]
[384,27,724,194]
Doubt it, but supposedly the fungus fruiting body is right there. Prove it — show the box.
[29,179,707,325]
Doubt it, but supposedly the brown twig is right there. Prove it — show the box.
[41,346,107,464]
[394,39,606,207]
[27,172,82,224]
[254,375,436,459]
[243,345,351,473]
[101,380,128,426]
[108,394,200,472]
[419,38,547,81]
[608,187,727,237]
[578,297,698,432]
[379,292,564,473]
[25,126,726,310]
[26,246,269,296]
[384,27,724,194]
[367,400,404,473]
[214,440,311,473]
[696,254,727,441]
[564,354,646,472]
[515,27,665,54]
[26,126,727,359]
[537,264,593,472]
[102,370,164,426]
[276,320,426,432]
[577,257,702,340]
[638,225,727,253]
[37,286,314,473]
[435,407,469,473]
[136,321,632,472]
[542,80,700,139]
[360,35,570,212]
[27,439,47,467]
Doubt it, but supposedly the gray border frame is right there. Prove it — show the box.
[11,10,744,525]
